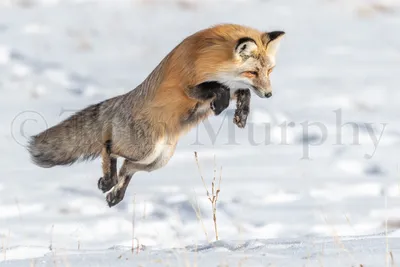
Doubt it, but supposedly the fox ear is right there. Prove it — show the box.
[235,37,258,60]
[263,31,285,56]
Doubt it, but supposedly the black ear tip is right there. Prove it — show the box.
[268,31,286,41]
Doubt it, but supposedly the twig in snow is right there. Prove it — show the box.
[194,152,222,241]
[190,189,210,243]
[132,193,136,254]
[49,225,54,251]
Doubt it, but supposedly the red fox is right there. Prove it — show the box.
[28,24,285,207]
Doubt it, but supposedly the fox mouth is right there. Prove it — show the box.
[249,86,272,99]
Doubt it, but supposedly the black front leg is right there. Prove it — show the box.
[187,82,230,115]
[233,89,251,128]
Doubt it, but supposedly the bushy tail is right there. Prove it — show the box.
[28,103,105,168]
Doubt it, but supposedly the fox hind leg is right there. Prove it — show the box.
[105,174,132,207]
[105,159,140,207]
[106,159,156,207]
[97,140,118,193]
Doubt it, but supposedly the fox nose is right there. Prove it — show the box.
[265,92,272,98]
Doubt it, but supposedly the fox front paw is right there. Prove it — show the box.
[233,109,248,128]
[210,88,230,115]
[233,89,251,128]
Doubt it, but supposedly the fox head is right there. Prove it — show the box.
[229,31,285,98]
[193,25,285,98]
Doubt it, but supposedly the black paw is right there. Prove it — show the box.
[106,188,125,207]
[233,109,249,128]
[211,87,230,115]
[98,176,115,193]
[233,89,251,128]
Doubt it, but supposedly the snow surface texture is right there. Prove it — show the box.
[1,0,400,266]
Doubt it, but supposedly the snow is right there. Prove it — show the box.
[3,235,400,266]
[1,0,400,266]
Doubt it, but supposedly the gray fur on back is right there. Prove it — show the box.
[28,52,169,168]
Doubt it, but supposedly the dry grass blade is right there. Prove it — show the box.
[194,152,211,201]
[194,152,223,241]
[2,230,10,261]
[190,189,210,243]
[49,225,54,251]
[132,193,136,254]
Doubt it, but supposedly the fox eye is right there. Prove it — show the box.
[268,67,275,75]
[243,71,258,78]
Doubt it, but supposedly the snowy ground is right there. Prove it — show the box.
[1,0,400,266]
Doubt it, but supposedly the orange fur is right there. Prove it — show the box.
[145,24,272,138]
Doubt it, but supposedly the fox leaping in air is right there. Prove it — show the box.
[28,24,285,207]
